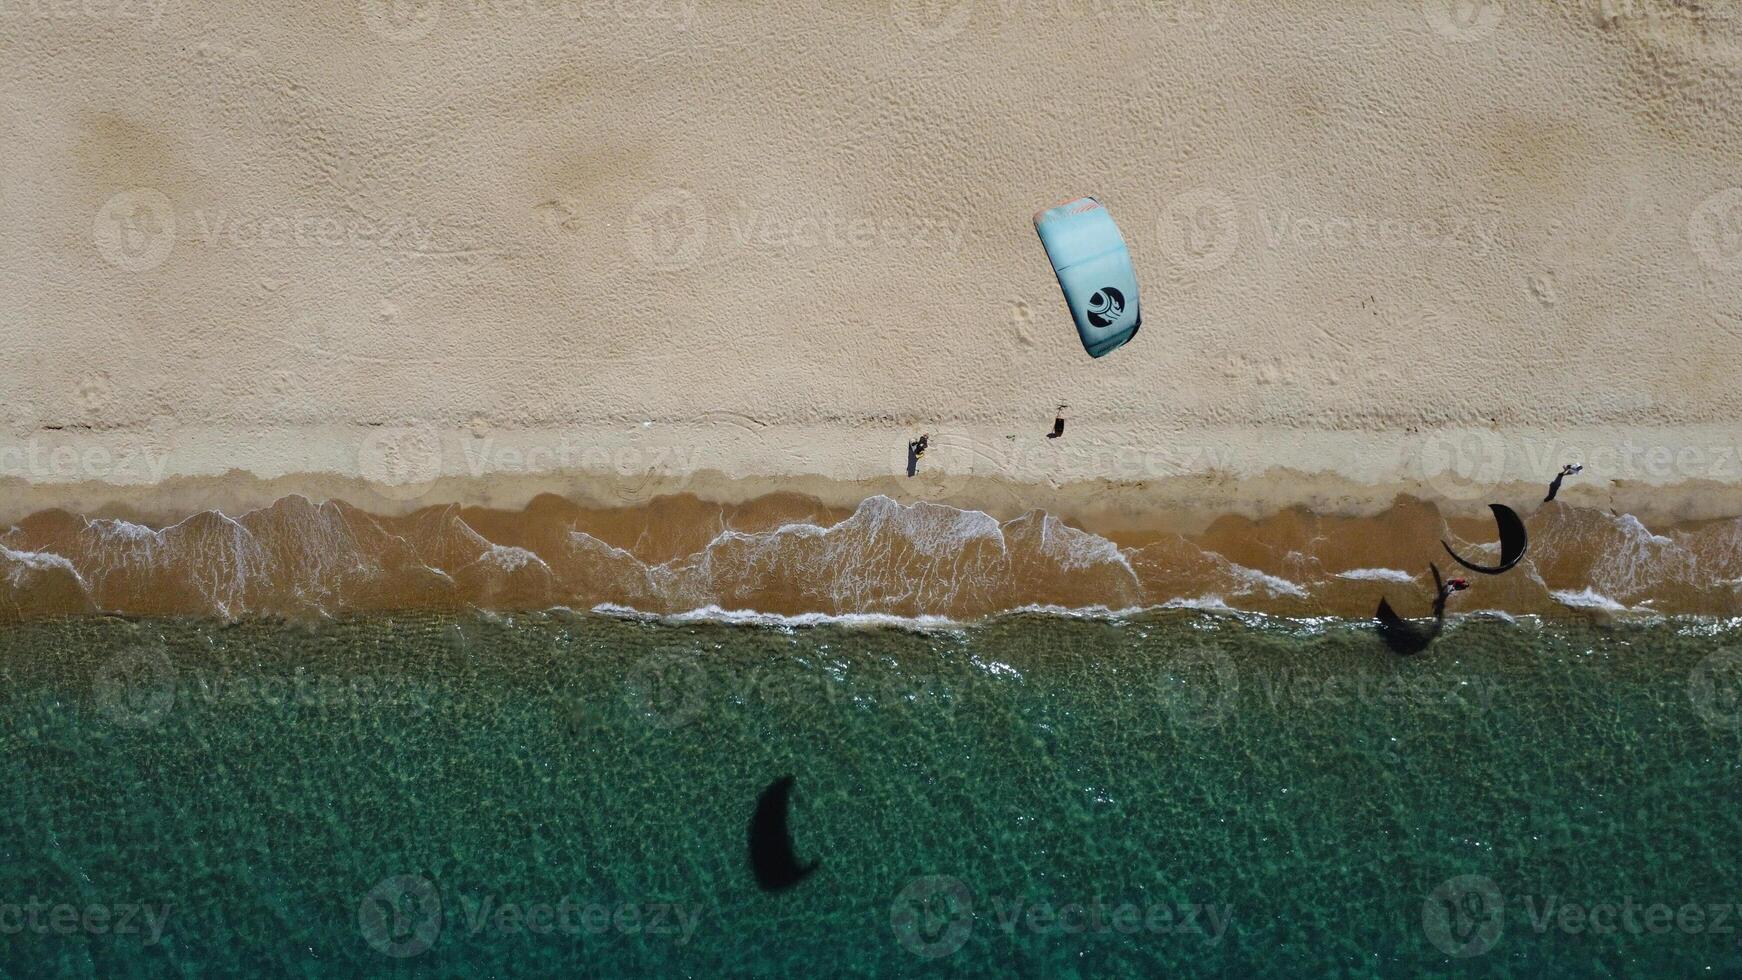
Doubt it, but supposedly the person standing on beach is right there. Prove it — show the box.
[1544,463,1582,502]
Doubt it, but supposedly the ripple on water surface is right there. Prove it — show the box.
[1,611,1740,976]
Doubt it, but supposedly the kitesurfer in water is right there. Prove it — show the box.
[1376,563,1468,656]
[1544,463,1582,503]
[1433,570,1470,618]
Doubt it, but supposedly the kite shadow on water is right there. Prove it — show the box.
[748,775,819,893]
[1375,563,1468,656]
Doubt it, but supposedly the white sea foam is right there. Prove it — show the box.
[589,602,966,631]
[0,546,78,573]
[1160,595,1239,613]
[1550,588,1631,612]
[1232,566,1308,597]
[479,544,545,573]
[1336,567,1415,582]
[0,546,87,591]
[995,603,1146,620]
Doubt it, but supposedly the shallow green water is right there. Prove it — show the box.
[2,611,1741,977]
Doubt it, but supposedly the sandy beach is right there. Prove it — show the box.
[5,2,1741,506]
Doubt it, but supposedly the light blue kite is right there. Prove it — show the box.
[1032,197,1141,358]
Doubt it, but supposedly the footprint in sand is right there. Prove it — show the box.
[1010,299,1035,346]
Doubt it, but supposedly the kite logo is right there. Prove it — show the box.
[1085,287,1124,328]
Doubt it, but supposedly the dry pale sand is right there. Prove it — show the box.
[3,1,1741,527]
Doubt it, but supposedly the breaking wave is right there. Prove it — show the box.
[4,492,1742,621]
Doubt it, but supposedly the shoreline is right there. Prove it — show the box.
[4,485,1740,622]
[7,423,1742,532]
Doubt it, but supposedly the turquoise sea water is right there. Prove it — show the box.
[2,611,1741,977]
